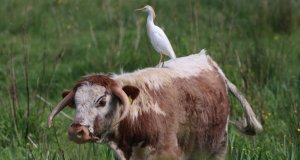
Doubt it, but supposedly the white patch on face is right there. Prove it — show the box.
[74,83,111,133]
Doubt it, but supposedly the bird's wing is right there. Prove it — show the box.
[151,26,176,59]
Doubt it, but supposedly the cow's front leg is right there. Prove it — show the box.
[149,134,182,160]
[108,141,126,160]
[148,145,182,160]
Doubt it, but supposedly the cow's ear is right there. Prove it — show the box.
[122,85,140,103]
[62,90,75,108]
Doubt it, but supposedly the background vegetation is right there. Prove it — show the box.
[0,0,299,159]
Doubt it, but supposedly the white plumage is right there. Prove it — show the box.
[136,5,176,66]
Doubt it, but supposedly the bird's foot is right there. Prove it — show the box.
[156,62,163,68]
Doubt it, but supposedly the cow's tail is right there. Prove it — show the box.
[225,80,263,135]
[207,55,263,135]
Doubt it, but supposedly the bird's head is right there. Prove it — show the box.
[135,5,156,18]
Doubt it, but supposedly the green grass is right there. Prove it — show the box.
[0,0,299,159]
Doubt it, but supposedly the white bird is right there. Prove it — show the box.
[136,5,176,66]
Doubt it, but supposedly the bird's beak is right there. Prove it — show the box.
[135,7,144,12]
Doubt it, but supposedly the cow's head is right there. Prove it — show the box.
[48,75,139,144]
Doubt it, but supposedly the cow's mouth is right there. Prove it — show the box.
[68,122,114,144]
[68,124,101,144]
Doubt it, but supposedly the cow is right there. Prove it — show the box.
[48,50,262,160]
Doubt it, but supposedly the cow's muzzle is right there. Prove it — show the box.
[68,123,98,144]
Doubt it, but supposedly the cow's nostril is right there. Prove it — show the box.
[68,124,91,143]
[76,128,88,139]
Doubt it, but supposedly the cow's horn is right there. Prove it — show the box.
[48,90,75,128]
[111,86,130,125]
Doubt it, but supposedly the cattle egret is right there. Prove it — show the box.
[136,5,176,66]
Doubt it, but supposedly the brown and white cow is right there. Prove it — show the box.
[48,50,262,160]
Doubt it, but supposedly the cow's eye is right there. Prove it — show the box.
[96,96,106,108]
[99,99,106,107]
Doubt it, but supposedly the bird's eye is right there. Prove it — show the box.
[96,96,106,108]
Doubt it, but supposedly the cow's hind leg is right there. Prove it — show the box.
[209,131,228,160]
[190,131,228,160]
[189,145,227,160]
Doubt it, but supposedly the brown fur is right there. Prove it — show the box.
[107,70,229,159]
[74,74,118,90]
[63,70,229,159]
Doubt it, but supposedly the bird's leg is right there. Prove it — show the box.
[158,54,163,67]
[158,54,165,67]
[161,55,165,67]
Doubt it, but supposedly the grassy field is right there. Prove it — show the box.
[0,0,299,159]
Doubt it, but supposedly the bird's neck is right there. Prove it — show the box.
[146,11,155,27]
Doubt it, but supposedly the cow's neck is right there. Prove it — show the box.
[108,111,162,159]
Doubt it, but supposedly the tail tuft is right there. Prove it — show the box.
[227,80,263,135]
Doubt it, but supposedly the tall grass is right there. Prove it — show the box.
[0,0,299,159]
